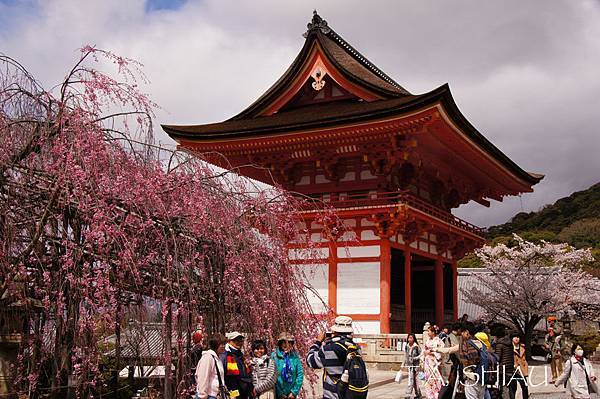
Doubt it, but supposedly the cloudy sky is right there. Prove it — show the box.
[1,0,599,227]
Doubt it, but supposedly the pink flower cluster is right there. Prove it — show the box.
[0,47,331,396]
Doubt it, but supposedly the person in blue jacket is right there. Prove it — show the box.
[272,332,304,399]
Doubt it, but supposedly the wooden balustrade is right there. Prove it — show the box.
[297,191,483,237]
[353,333,423,366]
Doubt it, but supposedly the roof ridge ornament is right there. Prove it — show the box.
[303,10,331,38]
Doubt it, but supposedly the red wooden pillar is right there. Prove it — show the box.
[328,242,337,312]
[452,260,458,320]
[380,238,391,333]
[404,249,412,333]
[435,258,444,326]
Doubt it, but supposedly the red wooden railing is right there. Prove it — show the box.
[298,190,484,236]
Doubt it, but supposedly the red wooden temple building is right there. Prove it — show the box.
[163,12,542,334]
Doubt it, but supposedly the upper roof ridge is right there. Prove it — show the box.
[303,10,331,37]
[303,11,405,92]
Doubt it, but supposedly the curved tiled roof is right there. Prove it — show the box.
[162,12,543,188]
[163,84,543,186]
[230,12,410,120]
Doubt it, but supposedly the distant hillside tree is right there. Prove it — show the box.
[486,183,600,238]
[557,218,600,248]
[462,235,598,358]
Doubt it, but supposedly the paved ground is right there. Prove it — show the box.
[303,369,396,399]
[303,363,600,399]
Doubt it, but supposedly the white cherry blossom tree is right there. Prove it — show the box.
[462,235,598,356]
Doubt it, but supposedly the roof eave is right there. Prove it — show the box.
[163,84,542,188]
[435,86,544,186]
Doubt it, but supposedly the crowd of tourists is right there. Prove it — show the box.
[192,315,367,399]
[400,317,597,399]
[189,314,597,399]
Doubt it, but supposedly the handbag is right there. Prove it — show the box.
[581,360,598,394]
[394,370,403,384]
[213,357,231,399]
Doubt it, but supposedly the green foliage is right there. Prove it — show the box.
[488,231,558,247]
[557,218,600,248]
[457,252,481,268]
[518,230,558,243]
[478,183,600,271]
[572,329,600,357]
[487,183,600,238]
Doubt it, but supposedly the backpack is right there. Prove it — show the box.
[486,351,499,386]
[338,344,369,399]
[467,339,495,386]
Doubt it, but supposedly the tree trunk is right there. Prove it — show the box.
[164,302,173,399]
[113,298,122,389]
[523,317,542,360]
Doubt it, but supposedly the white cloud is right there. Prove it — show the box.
[1,0,598,226]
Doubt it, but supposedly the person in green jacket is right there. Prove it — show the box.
[272,332,304,399]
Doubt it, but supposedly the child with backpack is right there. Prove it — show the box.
[306,316,369,399]
[475,332,499,399]
[459,323,486,399]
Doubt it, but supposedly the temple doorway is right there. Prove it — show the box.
[389,249,454,333]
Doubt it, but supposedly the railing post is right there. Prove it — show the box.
[435,258,444,327]
[404,249,412,333]
[380,239,391,334]
[452,261,458,320]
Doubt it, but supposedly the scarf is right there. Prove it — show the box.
[513,344,521,355]
[575,355,584,363]
[251,354,269,367]
[281,351,293,383]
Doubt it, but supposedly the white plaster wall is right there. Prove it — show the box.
[351,321,381,334]
[360,170,376,180]
[337,231,358,241]
[430,244,438,255]
[289,247,329,260]
[289,234,308,244]
[340,172,356,182]
[336,262,380,314]
[343,219,357,228]
[310,233,325,242]
[298,263,329,314]
[296,175,311,186]
[361,230,378,240]
[315,174,329,184]
[310,221,323,229]
[337,245,380,259]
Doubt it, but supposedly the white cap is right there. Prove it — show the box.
[226,331,245,340]
[331,315,353,334]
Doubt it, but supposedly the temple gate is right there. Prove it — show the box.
[163,12,542,333]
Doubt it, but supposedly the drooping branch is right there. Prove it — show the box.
[0,46,331,398]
